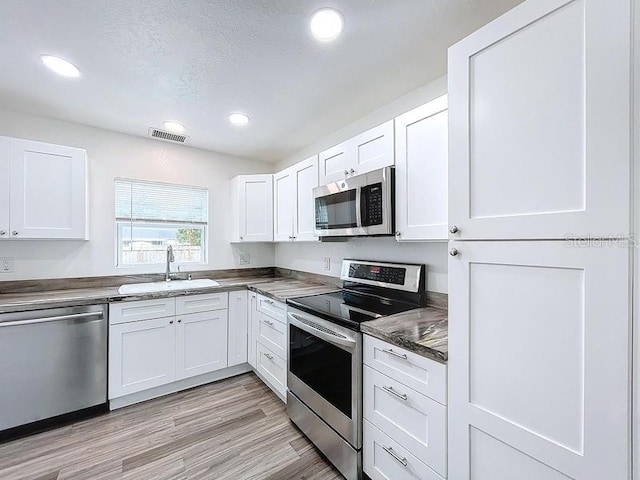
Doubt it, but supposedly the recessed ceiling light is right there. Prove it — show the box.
[162,121,185,134]
[310,8,344,42]
[229,113,250,126]
[40,55,81,78]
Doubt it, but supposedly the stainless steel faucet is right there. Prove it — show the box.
[165,245,175,281]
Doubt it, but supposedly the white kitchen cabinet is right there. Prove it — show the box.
[273,156,319,242]
[228,290,248,367]
[318,121,394,185]
[1,137,88,240]
[448,0,631,240]
[108,317,176,399]
[176,310,228,380]
[448,240,630,479]
[256,341,287,400]
[230,174,273,242]
[395,96,448,242]
[248,291,258,368]
[0,138,10,238]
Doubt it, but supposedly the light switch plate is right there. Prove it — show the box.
[1,257,14,273]
[323,257,331,271]
[240,253,251,265]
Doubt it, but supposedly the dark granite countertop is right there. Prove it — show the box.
[0,275,339,314]
[361,307,448,363]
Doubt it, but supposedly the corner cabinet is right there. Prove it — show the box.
[230,174,273,242]
[319,120,394,185]
[395,96,448,242]
[274,155,319,242]
[0,136,88,240]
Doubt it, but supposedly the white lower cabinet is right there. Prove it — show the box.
[176,310,228,380]
[228,290,248,367]
[256,341,287,400]
[363,335,448,479]
[248,292,258,368]
[109,317,176,398]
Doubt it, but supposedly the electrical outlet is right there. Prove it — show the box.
[0,257,14,273]
[323,257,331,271]
[240,253,251,265]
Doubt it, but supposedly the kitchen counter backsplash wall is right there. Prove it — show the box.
[0,107,275,281]
[275,240,448,294]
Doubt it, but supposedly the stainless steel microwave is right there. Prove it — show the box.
[313,166,394,237]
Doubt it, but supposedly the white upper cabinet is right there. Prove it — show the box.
[448,0,631,240]
[230,174,273,242]
[448,240,630,480]
[395,96,448,242]
[273,168,295,242]
[3,137,88,240]
[273,156,319,242]
[0,138,9,239]
[318,121,394,185]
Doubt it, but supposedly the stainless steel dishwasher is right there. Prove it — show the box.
[0,304,108,432]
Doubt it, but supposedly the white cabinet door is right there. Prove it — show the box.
[247,292,258,368]
[448,240,630,479]
[228,290,248,367]
[0,137,9,238]
[448,0,631,240]
[350,120,395,177]
[9,138,88,239]
[108,317,176,399]
[176,310,228,380]
[319,142,350,185]
[231,174,273,242]
[395,97,448,241]
[293,155,319,242]
[273,168,295,242]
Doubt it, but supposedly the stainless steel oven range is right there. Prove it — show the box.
[286,259,427,480]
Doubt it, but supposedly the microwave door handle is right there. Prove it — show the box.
[360,186,369,226]
[355,187,363,228]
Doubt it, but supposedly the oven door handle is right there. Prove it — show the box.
[288,313,357,349]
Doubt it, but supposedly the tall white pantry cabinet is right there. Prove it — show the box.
[447,0,633,479]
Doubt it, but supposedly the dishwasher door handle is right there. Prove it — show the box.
[0,311,104,328]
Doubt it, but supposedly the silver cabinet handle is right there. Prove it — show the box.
[449,225,459,234]
[239,236,244,240]
[11,230,18,236]
[263,319,274,326]
[264,299,274,305]
[383,348,407,360]
[0,231,5,236]
[349,168,355,174]
[449,248,458,256]
[169,320,174,324]
[178,319,182,323]
[344,169,349,176]
[382,385,408,401]
[382,446,408,467]
[395,232,401,238]
[263,352,274,360]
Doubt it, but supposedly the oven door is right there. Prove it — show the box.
[287,309,362,448]
[314,179,366,237]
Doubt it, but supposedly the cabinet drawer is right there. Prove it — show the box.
[257,311,287,358]
[256,294,286,324]
[176,292,228,315]
[109,298,176,325]
[364,420,444,480]
[364,335,447,405]
[364,366,447,477]
[256,342,287,399]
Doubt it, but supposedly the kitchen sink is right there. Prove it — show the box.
[117,279,220,295]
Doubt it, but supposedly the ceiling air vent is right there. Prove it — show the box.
[148,128,189,144]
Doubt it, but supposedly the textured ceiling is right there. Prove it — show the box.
[0,0,523,162]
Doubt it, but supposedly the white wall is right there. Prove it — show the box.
[0,108,274,281]
[275,75,449,293]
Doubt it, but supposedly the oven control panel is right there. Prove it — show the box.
[341,260,424,293]
[348,263,406,285]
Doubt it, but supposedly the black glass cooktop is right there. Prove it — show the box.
[287,290,417,330]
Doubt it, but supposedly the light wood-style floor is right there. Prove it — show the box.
[0,373,343,480]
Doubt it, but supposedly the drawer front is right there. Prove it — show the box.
[364,335,447,405]
[364,420,445,480]
[257,311,287,358]
[364,366,447,477]
[256,294,286,324]
[256,342,287,398]
[109,298,176,325]
[176,292,228,315]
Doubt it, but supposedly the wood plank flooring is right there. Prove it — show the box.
[0,373,343,480]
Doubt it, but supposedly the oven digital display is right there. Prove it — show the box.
[348,264,406,285]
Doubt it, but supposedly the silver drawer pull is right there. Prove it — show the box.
[263,319,274,326]
[263,352,274,361]
[383,348,407,360]
[382,385,408,401]
[382,446,408,467]
[264,299,274,305]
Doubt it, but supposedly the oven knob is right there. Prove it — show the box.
[449,225,459,234]
[449,248,459,257]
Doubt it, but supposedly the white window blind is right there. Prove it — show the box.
[115,179,208,224]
